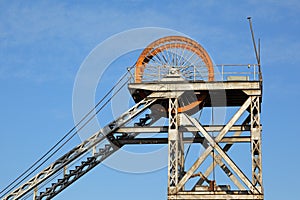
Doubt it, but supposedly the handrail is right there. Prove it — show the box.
[129,64,262,83]
[215,64,261,81]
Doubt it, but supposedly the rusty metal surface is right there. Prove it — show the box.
[135,36,214,83]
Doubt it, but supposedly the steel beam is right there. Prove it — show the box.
[251,96,263,193]
[196,116,251,189]
[169,193,263,199]
[186,115,255,192]
[128,81,260,91]
[171,97,252,194]
[116,125,250,133]
[168,98,184,190]
[117,136,251,145]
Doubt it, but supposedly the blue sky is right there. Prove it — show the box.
[0,1,299,199]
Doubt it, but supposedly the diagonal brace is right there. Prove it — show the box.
[187,115,255,192]
[196,116,251,189]
[172,97,251,194]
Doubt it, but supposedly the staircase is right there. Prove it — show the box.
[2,98,156,200]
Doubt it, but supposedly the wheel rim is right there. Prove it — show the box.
[135,36,214,83]
[134,36,214,113]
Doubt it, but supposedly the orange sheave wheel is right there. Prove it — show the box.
[134,36,214,113]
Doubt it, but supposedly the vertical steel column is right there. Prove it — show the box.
[33,187,37,200]
[168,98,184,193]
[251,96,263,193]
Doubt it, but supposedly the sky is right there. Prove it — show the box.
[0,0,300,199]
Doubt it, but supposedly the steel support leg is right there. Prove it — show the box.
[168,98,184,194]
[251,96,263,194]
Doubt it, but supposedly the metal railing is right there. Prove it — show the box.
[127,64,262,83]
[215,64,261,82]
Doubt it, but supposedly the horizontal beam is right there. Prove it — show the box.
[169,193,263,200]
[128,81,260,91]
[117,136,251,145]
[116,125,250,133]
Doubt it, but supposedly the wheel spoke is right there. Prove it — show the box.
[135,36,214,82]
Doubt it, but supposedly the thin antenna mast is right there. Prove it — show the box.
[247,16,260,65]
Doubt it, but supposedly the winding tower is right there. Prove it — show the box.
[129,36,264,199]
[1,36,263,200]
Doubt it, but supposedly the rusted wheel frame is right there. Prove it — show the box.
[134,36,214,113]
[135,36,214,83]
